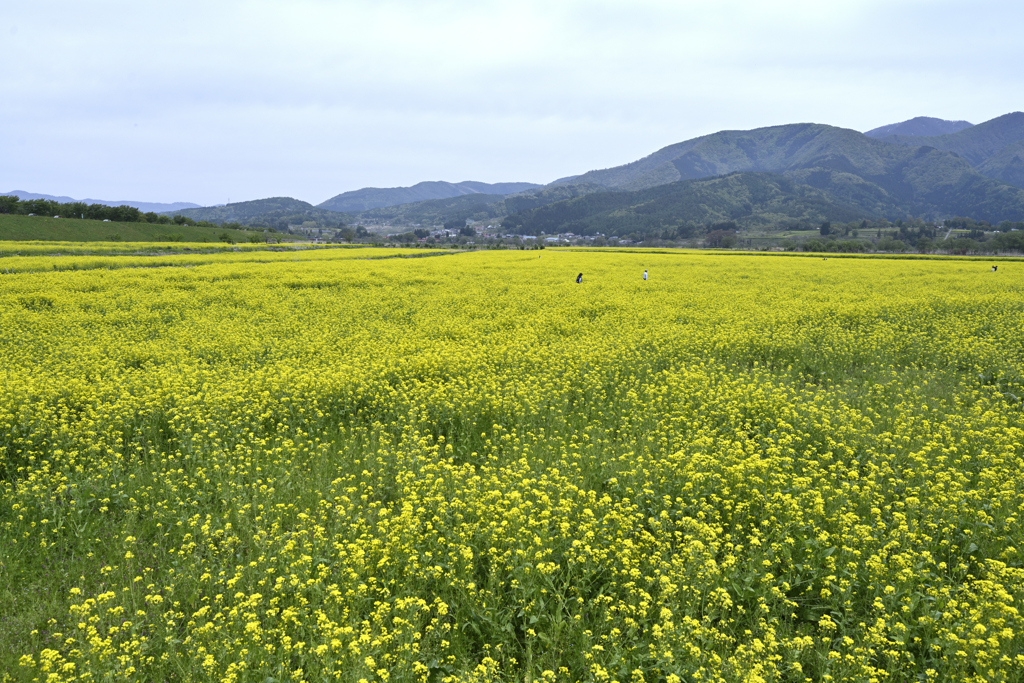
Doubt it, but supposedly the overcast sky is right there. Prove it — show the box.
[2,0,1022,206]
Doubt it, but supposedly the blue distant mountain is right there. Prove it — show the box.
[864,116,974,138]
[1,190,202,214]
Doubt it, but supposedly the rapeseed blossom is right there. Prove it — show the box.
[1,248,1022,681]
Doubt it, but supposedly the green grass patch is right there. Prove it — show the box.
[0,214,267,243]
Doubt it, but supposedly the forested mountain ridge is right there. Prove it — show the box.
[542,121,1024,223]
[503,172,872,237]
[864,117,973,138]
[338,115,1024,231]
[167,197,346,230]
[554,123,965,190]
[318,180,541,213]
[337,184,611,227]
[878,112,1024,190]
[341,193,508,226]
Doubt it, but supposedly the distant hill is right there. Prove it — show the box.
[339,184,611,228]
[864,117,973,138]
[343,193,508,227]
[1,190,201,214]
[168,197,347,230]
[544,122,1024,222]
[318,180,541,213]
[878,112,1024,190]
[503,172,872,237]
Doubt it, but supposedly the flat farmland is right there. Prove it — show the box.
[1,248,1022,682]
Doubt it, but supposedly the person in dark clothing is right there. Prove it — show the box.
[992,265,998,272]
[576,273,583,284]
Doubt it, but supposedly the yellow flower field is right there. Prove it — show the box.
[1,248,1022,682]
[0,244,443,274]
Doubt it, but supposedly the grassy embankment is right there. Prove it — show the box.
[0,214,265,243]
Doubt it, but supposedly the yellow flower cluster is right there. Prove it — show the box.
[2,248,1022,682]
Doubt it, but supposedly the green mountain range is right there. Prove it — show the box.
[166,197,347,230]
[159,113,1024,236]
[318,180,541,213]
[502,172,871,237]
[878,112,1024,190]
[340,193,508,226]
[864,116,973,138]
[544,119,1024,224]
[340,183,613,227]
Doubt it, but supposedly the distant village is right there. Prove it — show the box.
[299,221,636,248]
[289,215,1024,254]
[393,225,617,246]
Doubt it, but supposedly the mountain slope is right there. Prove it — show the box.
[563,124,932,189]
[2,190,200,213]
[880,112,1024,165]
[879,112,1024,189]
[318,180,541,213]
[344,193,508,226]
[976,139,1024,189]
[168,197,346,229]
[864,117,973,138]
[548,122,1024,221]
[333,184,611,228]
[503,172,872,237]
[503,184,609,214]
[549,138,704,191]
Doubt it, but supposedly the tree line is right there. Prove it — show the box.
[0,195,237,229]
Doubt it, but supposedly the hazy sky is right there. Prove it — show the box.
[3,0,1022,206]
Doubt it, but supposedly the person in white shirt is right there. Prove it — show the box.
[642,269,648,281]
